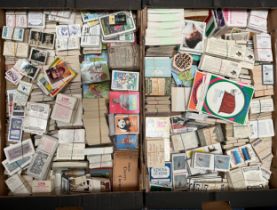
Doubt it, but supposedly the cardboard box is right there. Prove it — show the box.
[113,151,139,191]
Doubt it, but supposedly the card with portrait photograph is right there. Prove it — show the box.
[29,48,48,65]
[40,32,55,49]
[29,29,55,49]
[45,58,76,89]
[14,59,40,80]
[180,20,206,54]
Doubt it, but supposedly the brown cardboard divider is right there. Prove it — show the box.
[202,200,232,210]
[145,191,214,209]
[0,192,143,210]
[215,190,277,208]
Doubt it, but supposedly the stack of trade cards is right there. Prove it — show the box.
[144,9,274,192]
[2,10,140,195]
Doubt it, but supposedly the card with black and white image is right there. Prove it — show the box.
[173,173,189,190]
[172,153,187,173]
[214,154,231,172]
[180,20,206,54]
[40,32,56,49]
[12,104,25,117]
[192,152,214,170]
[8,116,23,143]
[29,29,55,49]
[14,81,33,106]
[14,59,40,80]
[29,48,48,65]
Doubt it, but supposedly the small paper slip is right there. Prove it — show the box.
[32,180,53,193]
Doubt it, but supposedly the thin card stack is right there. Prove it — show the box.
[2,10,140,195]
[144,9,274,192]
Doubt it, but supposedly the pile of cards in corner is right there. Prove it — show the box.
[3,10,140,195]
[144,9,274,192]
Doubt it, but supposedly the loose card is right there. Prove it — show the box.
[99,11,136,39]
[111,70,139,91]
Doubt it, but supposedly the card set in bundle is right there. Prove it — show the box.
[37,57,76,97]
[29,29,55,49]
[2,26,25,42]
[82,82,109,99]
[109,114,140,135]
[109,91,140,114]
[192,152,231,172]
[81,52,110,84]
[114,134,138,150]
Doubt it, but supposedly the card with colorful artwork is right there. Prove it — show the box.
[114,114,139,135]
[114,134,138,150]
[201,73,254,125]
[82,82,109,99]
[109,91,140,114]
[81,52,110,84]
[187,71,208,112]
[111,70,139,91]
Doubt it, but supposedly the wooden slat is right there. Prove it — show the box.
[0,9,7,195]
